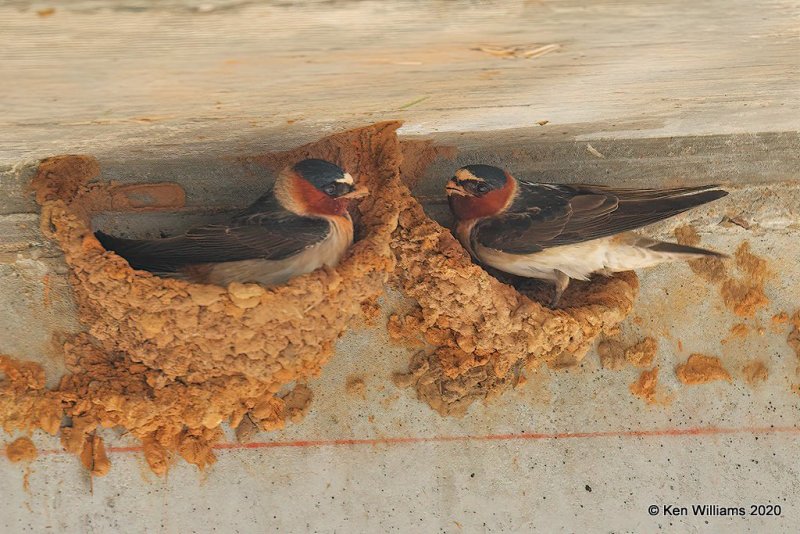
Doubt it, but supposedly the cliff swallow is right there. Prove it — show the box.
[96,159,368,287]
[446,164,728,307]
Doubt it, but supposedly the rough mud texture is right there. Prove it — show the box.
[597,339,628,371]
[598,337,657,370]
[359,298,382,326]
[345,376,367,399]
[788,312,800,360]
[675,226,769,317]
[389,160,638,416]
[625,338,658,367]
[0,355,62,437]
[742,361,769,386]
[675,354,732,385]
[4,122,638,468]
[772,312,790,325]
[79,433,110,477]
[721,323,754,346]
[730,323,749,338]
[629,368,660,405]
[674,225,728,283]
[721,243,769,317]
[31,156,187,215]
[5,437,38,463]
[4,122,402,474]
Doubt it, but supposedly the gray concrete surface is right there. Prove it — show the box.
[2,0,800,532]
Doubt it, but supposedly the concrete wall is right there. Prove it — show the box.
[2,1,800,532]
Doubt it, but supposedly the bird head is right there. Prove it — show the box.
[276,159,368,217]
[446,164,517,221]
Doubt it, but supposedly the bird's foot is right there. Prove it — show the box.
[550,270,570,309]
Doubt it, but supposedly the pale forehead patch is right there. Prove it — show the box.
[336,173,354,185]
[455,168,480,182]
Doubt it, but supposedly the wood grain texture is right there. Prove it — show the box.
[2,0,799,161]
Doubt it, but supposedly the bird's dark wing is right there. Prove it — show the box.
[96,210,331,273]
[473,182,727,254]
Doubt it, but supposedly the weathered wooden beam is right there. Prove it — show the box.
[2,0,799,162]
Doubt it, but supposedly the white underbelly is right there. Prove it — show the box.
[473,237,678,282]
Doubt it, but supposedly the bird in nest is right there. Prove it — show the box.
[96,159,367,287]
[445,164,727,307]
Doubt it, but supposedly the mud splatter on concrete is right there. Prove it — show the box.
[675,226,769,318]
[676,354,732,385]
[5,437,38,463]
[674,225,727,283]
[721,243,769,317]
[629,368,660,405]
[741,361,768,386]
[598,337,657,370]
[788,312,800,360]
[345,376,367,399]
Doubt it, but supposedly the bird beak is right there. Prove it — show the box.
[445,179,468,197]
[340,183,369,199]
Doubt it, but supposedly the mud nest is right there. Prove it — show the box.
[3,120,638,474]
[388,147,639,416]
[10,122,402,473]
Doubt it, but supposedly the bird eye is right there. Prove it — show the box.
[324,184,338,196]
[475,183,490,194]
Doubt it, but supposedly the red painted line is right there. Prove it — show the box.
[212,425,800,450]
[21,425,800,458]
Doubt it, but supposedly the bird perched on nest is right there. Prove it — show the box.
[445,164,728,307]
[96,159,368,287]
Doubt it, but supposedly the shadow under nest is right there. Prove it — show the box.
[15,121,638,474]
